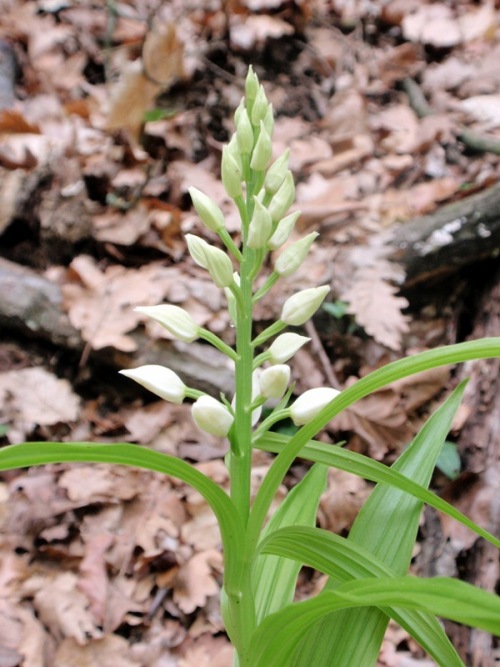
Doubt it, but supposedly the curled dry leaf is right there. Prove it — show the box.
[0,367,80,441]
[340,265,410,351]
[105,23,184,142]
[173,550,222,615]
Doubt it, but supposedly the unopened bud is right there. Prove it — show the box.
[268,332,310,364]
[247,196,273,249]
[189,187,225,232]
[264,149,290,196]
[268,171,295,222]
[234,97,245,127]
[245,66,259,105]
[259,364,290,400]
[192,395,234,437]
[290,387,340,426]
[250,121,272,172]
[267,211,301,250]
[221,145,243,199]
[186,233,210,268]
[236,108,254,155]
[280,285,330,326]
[251,84,269,126]
[119,365,186,404]
[274,232,319,277]
[263,102,274,137]
[203,244,235,288]
[135,304,199,343]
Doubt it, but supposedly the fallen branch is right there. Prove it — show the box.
[387,182,500,288]
[0,257,234,396]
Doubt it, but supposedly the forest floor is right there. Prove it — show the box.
[1,1,500,666]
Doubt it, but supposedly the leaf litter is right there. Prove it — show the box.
[1,0,500,664]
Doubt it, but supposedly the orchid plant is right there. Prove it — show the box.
[1,67,500,666]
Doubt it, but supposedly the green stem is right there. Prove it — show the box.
[224,213,258,664]
[198,328,239,362]
[220,228,243,262]
[253,408,291,438]
[252,320,286,348]
[253,272,280,302]
[253,350,271,369]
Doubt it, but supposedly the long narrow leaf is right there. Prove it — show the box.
[255,433,500,550]
[260,525,464,667]
[248,338,500,550]
[291,382,467,666]
[247,575,500,666]
[0,442,243,583]
[253,463,327,623]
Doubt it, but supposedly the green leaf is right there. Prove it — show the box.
[248,338,500,553]
[436,441,461,479]
[0,442,243,583]
[254,433,500,550]
[323,300,348,319]
[247,573,500,666]
[260,525,463,666]
[291,382,467,667]
[253,463,327,623]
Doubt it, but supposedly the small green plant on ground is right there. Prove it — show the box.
[1,68,499,667]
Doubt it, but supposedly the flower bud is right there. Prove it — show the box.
[221,145,243,199]
[135,304,199,343]
[290,387,341,426]
[247,196,273,249]
[250,121,272,172]
[236,108,254,155]
[267,211,301,250]
[119,365,186,404]
[259,364,290,400]
[245,66,259,105]
[268,171,295,222]
[186,233,210,268]
[188,187,225,232]
[274,232,319,277]
[192,395,234,437]
[280,285,330,326]
[227,134,243,172]
[268,332,311,364]
[203,244,235,288]
[263,102,274,137]
[251,84,269,126]
[264,149,290,196]
[234,97,245,127]
[224,272,240,324]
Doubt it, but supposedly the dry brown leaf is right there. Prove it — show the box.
[78,533,114,625]
[0,367,80,441]
[341,266,410,351]
[26,572,102,644]
[230,15,294,50]
[106,23,183,142]
[142,22,184,86]
[92,205,152,246]
[178,635,234,667]
[173,550,222,615]
[53,635,141,667]
[372,104,420,154]
[59,466,144,503]
[402,2,496,47]
[63,257,172,352]
[319,468,370,534]
[460,94,500,128]
[334,387,412,460]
